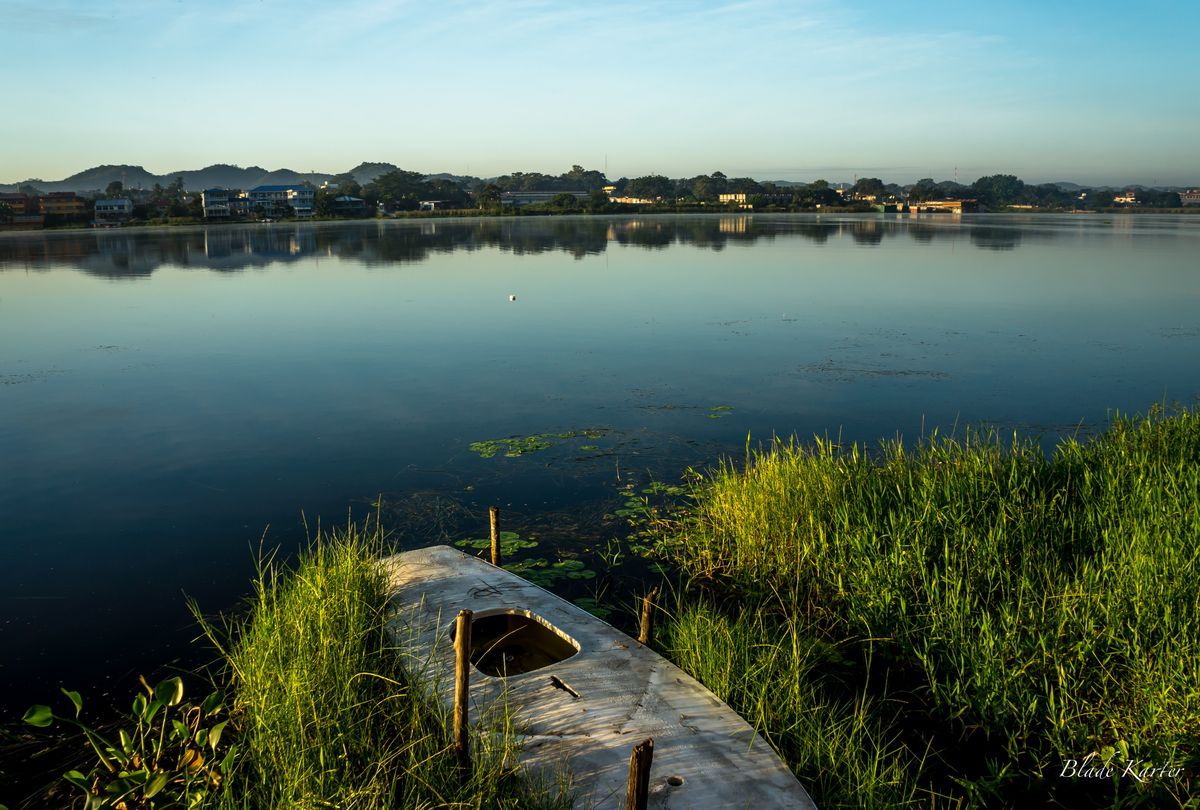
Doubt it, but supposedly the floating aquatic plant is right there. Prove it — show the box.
[469,429,608,458]
[455,531,538,556]
[504,557,596,587]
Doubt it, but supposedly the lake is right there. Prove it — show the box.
[2,213,1198,722]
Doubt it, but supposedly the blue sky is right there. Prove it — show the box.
[2,0,1197,186]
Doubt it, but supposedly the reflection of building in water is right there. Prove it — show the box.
[719,217,750,234]
[204,226,316,261]
[0,233,93,265]
[204,228,252,259]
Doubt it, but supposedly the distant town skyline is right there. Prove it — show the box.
[2,1,1197,188]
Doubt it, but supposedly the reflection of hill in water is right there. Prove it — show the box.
[0,215,1056,278]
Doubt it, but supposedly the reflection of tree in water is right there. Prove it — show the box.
[969,226,1023,251]
[845,220,885,245]
[908,224,938,243]
[0,215,1044,277]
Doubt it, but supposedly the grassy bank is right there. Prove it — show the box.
[654,407,1199,808]
[14,523,567,809]
[207,522,568,809]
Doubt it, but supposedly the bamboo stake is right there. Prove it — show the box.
[454,609,473,778]
[626,737,654,810]
[638,587,659,645]
[489,506,501,566]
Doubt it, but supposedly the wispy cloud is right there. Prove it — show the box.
[2,0,112,34]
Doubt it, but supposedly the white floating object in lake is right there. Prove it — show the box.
[509,294,517,301]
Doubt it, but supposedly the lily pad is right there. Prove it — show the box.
[470,428,609,459]
[706,404,735,419]
[504,557,596,587]
[455,531,538,555]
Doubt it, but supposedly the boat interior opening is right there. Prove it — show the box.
[459,609,581,676]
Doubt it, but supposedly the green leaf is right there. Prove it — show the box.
[155,676,184,707]
[132,693,147,719]
[82,728,118,771]
[220,743,239,773]
[208,719,229,752]
[201,690,224,717]
[22,705,53,728]
[60,688,83,719]
[195,726,209,747]
[63,770,91,790]
[119,728,133,754]
[145,771,169,797]
[173,718,191,741]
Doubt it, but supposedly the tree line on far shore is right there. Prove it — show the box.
[2,166,1187,226]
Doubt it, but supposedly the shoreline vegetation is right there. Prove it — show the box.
[9,406,1198,808]
[657,405,1198,808]
[11,526,570,810]
[3,167,1197,232]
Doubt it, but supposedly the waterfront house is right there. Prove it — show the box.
[0,193,45,228]
[94,198,133,226]
[1179,189,1200,206]
[202,188,234,218]
[39,192,87,220]
[248,184,315,218]
[334,195,368,216]
[0,193,34,215]
[907,199,980,214]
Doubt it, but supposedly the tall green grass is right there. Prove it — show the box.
[205,521,568,810]
[656,406,1200,807]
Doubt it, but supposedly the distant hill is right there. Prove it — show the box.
[344,162,399,185]
[171,164,273,190]
[0,162,480,194]
[0,163,336,194]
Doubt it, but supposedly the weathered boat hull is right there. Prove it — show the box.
[382,545,817,810]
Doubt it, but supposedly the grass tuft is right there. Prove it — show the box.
[203,519,568,809]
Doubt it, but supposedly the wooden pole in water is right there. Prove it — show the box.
[489,506,501,566]
[626,737,654,810]
[454,609,473,778]
[638,587,659,645]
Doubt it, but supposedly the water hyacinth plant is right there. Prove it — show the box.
[23,676,232,809]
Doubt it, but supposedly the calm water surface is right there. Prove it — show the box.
[2,214,1198,723]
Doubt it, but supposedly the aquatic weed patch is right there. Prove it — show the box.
[456,531,539,556]
[470,429,608,458]
[706,404,735,419]
[504,557,596,588]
